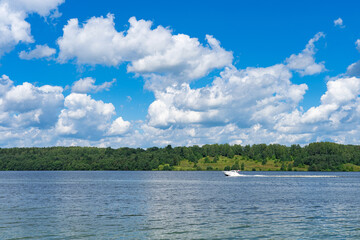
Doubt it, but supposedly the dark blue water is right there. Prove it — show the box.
[0,171,360,239]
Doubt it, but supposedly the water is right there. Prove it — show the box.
[0,171,360,239]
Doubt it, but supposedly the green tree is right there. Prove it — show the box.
[280,163,286,171]
[162,164,172,171]
[241,162,245,171]
[287,163,293,171]
[231,163,240,170]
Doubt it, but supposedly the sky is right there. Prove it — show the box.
[1,0,360,148]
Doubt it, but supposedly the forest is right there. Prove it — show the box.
[0,142,360,171]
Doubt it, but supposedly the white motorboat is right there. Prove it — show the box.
[223,170,242,177]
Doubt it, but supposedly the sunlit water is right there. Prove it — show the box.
[1,171,360,239]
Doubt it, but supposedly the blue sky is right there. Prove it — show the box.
[1,0,360,147]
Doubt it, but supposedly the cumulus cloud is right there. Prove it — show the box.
[71,77,116,93]
[107,117,131,136]
[0,74,130,146]
[57,14,233,89]
[53,29,332,147]
[19,44,56,60]
[0,75,64,129]
[147,64,308,129]
[142,74,360,147]
[146,34,326,129]
[4,15,360,148]
[0,2,33,57]
[275,76,360,136]
[0,74,13,95]
[334,18,344,28]
[0,0,64,58]
[130,32,360,147]
[3,0,65,16]
[56,93,130,139]
[286,32,326,76]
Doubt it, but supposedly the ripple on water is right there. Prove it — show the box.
[0,171,360,239]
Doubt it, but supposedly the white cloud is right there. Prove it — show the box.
[286,32,325,76]
[0,75,64,129]
[334,18,344,28]
[137,72,360,146]
[3,0,65,16]
[107,117,131,136]
[71,77,116,93]
[0,0,64,58]
[57,14,233,90]
[147,63,308,130]
[111,122,314,148]
[0,2,33,57]
[356,39,360,52]
[275,76,360,136]
[5,16,360,148]
[56,93,130,139]
[19,44,56,60]
[0,74,13,95]
[0,74,130,146]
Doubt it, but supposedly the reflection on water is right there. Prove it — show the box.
[0,171,360,239]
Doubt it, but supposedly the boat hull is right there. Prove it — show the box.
[223,170,241,177]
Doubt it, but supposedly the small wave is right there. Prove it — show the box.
[228,225,251,230]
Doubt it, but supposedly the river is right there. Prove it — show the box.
[1,171,359,239]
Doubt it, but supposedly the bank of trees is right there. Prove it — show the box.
[0,142,359,171]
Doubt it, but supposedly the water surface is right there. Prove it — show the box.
[0,171,359,239]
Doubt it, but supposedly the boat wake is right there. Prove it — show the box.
[234,174,338,178]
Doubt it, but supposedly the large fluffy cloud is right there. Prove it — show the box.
[57,14,233,89]
[56,14,338,147]
[4,12,360,148]
[140,32,360,146]
[55,93,130,139]
[0,2,32,57]
[3,0,65,16]
[0,75,131,147]
[0,0,64,58]
[147,64,308,129]
[55,20,346,147]
[0,75,64,128]
[146,34,325,130]
[275,76,360,136]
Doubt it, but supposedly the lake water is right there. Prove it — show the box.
[0,171,360,239]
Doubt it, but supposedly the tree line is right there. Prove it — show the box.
[0,142,359,171]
